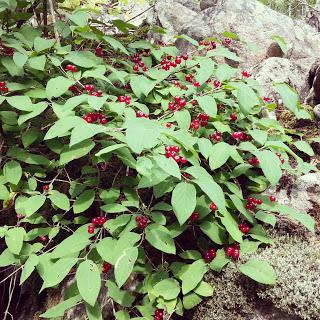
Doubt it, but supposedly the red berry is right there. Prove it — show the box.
[43,185,49,191]
[180,157,187,164]
[226,246,234,257]
[118,95,126,102]
[85,84,95,92]
[66,64,77,72]
[210,202,217,211]
[230,113,238,122]
[189,212,199,223]
[39,235,47,242]
[0,81,6,87]
[100,117,107,125]
[88,225,95,234]
[133,65,139,72]
[165,123,172,128]
[269,195,277,202]
[193,81,201,87]
[213,80,221,88]
[182,54,188,60]
[102,262,112,273]
[241,70,250,78]
[256,199,263,205]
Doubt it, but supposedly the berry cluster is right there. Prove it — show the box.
[204,248,217,262]
[83,112,107,124]
[209,130,222,142]
[160,54,188,71]
[65,64,78,73]
[190,113,209,130]
[165,145,187,164]
[198,40,217,50]
[133,60,149,72]
[213,80,222,88]
[241,70,251,78]
[0,41,14,57]
[95,47,106,57]
[248,157,260,166]
[135,215,149,229]
[118,95,131,105]
[88,216,107,234]
[168,96,187,111]
[223,38,233,46]
[153,309,164,320]
[239,222,251,234]
[189,212,200,223]
[263,96,272,103]
[226,243,240,260]
[0,81,9,94]
[102,262,112,273]
[136,110,149,118]
[231,131,252,141]
[68,84,103,97]
[245,197,263,210]
[276,152,285,164]
[210,202,217,211]
[172,80,188,90]
[229,113,238,122]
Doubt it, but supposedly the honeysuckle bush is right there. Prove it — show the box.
[0,7,318,320]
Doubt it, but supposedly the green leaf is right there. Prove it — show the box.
[181,259,207,294]
[50,233,91,259]
[22,127,41,148]
[196,95,217,118]
[136,157,153,177]
[200,221,227,244]
[209,142,233,170]
[254,150,282,186]
[179,250,202,260]
[106,280,134,307]
[5,227,26,255]
[40,257,78,290]
[4,160,22,185]
[294,141,314,156]
[20,254,39,284]
[171,182,196,225]
[104,36,129,55]
[70,123,105,147]
[0,184,10,200]
[86,302,102,320]
[209,249,230,272]
[49,191,70,211]
[255,211,277,227]
[34,37,55,52]
[46,76,74,98]
[271,35,288,54]
[28,55,46,71]
[239,259,276,285]
[24,195,46,216]
[40,295,82,318]
[76,260,101,306]
[115,247,138,288]
[231,82,259,115]
[73,190,95,214]
[95,144,126,157]
[0,249,19,267]
[183,292,202,310]
[13,52,28,67]
[65,51,102,68]
[197,138,212,160]
[18,102,48,126]
[2,57,24,76]
[186,166,226,212]
[130,75,156,98]
[215,63,236,81]
[195,58,215,84]
[274,83,299,113]
[126,118,161,154]
[174,109,191,130]
[193,281,214,297]
[145,224,176,254]
[59,140,95,165]
[220,211,243,243]
[152,278,180,300]
[44,116,84,140]
[153,155,181,180]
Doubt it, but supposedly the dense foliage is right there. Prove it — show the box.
[0,3,317,320]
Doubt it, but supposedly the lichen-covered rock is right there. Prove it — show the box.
[191,236,320,320]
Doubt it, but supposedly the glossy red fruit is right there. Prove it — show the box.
[213,80,221,88]
[100,117,107,125]
[232,249,240,260]
[43,185,49,191]
[230,113,238,122]
[210,202,217,211]
[256,199,263,205]
[39,235,47,242]
[241,70,250,78]
[226,246,234,257]
[189,212,200,223]
[66,64,77,72]
[102,262,112,273]
[118,95,126,102]
[193,81,201,87]
[85,84,95,92]
[269,195,277,202]
[133,65,140,72]
[88,224,95,234]
[204,248,217,262]
[180,157,187,164]
[165,123,172,128]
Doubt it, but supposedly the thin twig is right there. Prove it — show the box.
[48,0,60,45]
